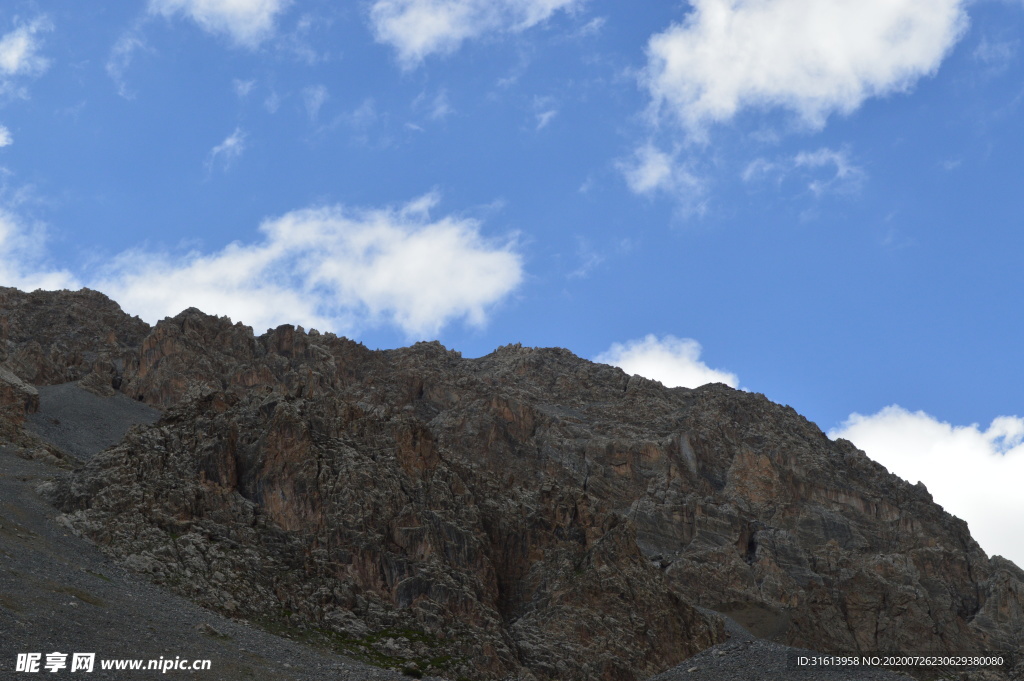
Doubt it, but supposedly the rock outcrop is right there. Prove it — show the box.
[2,287,1022,680]
[0,363,39,437]
[0,286,149,392]
[0,363,38,415]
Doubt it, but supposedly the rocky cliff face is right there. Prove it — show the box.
[2,287,1022,680]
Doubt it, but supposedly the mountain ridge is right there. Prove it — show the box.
[2,286,1022,680]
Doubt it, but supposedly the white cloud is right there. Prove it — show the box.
[369,0,582,67]
[0,18,51,77]
[831,407,1024,568]
[205,127,247,173]
[595,335,739,389]
[1,189,521,336]
[0,17,52,97]
[302,84,329,121]
[620,144,675,194]
[0,125,11,147]
[92,194,523,336]
[149,0,290,48]
[643,0,968,135]
[618,143,706,211]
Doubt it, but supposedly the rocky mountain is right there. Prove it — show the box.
[2,286,1022,681]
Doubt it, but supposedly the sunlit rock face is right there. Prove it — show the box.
[4,287,1022,680]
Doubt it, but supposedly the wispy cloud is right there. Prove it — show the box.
[744,147,866,197]
[0,124,11,147]
[278,12,330,64]
[595,335,739,389]
[429,90,453,120]
[533,96,558,130]
[567,236,604,279]
[535,109,557,130]
[794,148,866,196]
[148,0,291,48]
[233,78,256,97]
[341,98,384,145]
[571,16,604,39]
[264,90,281,113]
[973,37,1018,76]
[205,127,247,173]
[106,30,147,99]
[410,89,455,124]
[831,406,1024,568]
[0,215,77,291]
[642,0,968,137]
[302,84,329,121]
[369,0,583,68]
[740,157,780,184]
[0,181,78,292]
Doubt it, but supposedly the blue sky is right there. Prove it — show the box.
[1,0,1022,565]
